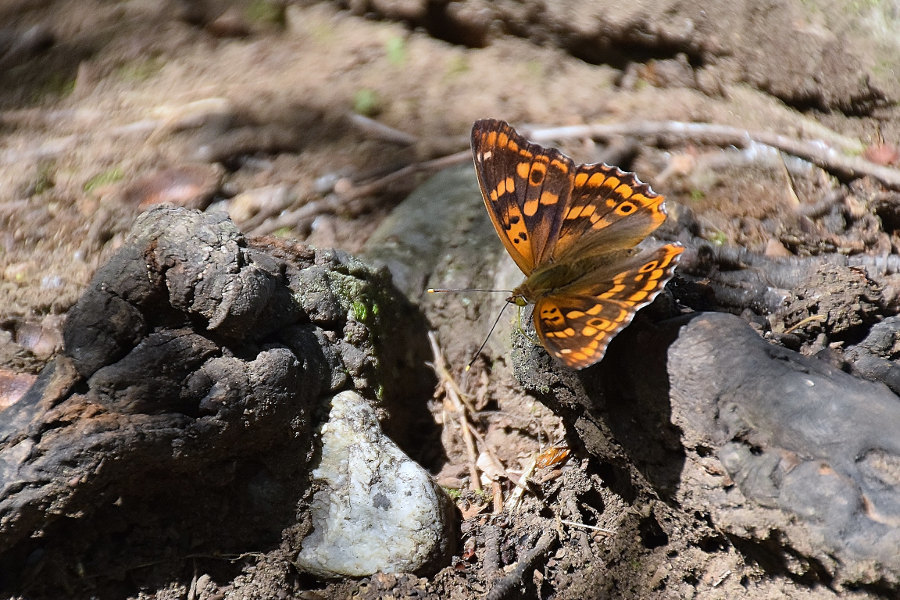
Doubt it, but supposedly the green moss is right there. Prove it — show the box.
[352,88,382,116]
[385,35,407,66]
[116,56,164,82]
[525,60,544,78]
[689,189,705,201]
[445,54,470,78]
[351,300,369,323]
[31,72,75,102]
[443,487,462,500]
[246,0,285,25]
[83,168,124,193]
[706,230,727,246]
[31,162,55,196]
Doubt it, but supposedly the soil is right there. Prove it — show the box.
[2,1,900,599]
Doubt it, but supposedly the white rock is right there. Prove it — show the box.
[296,390,455,577]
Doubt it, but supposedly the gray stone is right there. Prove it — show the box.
[296,390,455,577]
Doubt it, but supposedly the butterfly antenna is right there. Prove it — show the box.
[427,288,512,293]
[465,302,511,371]
[426,286,514,370]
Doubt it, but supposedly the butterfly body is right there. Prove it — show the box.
[471,119,684,369]
[512,249,639,301]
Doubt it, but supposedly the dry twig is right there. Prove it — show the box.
[429,332,482,492]
[557,518,614,535]
[348,113,418,145]
[526,121,900,191]
[339,150,469,201]
[428,332,537,505]
[249,150,470,236]
[504,455,537,513]
[484,529,559,600]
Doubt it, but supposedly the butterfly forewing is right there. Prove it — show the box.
[471,119,574,275]
[551,163,667,262]
[533,243,683,368]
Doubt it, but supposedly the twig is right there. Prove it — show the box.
[428,332,482,492]
[713,569,732,587]
[557,518,614,535]
[339,150,470,201]
[482,524,502,578]
[504,455,537,513]
[484,529,559,600]
[491,480,503,515]
[429,331,477,414]
[0,107,103,127]
[249,150,471,236]
[428,332,538,504]
[783,314,827,334]
[247,194,341,237]
[463,416,533,498]
[525,121,900,191]
[348,113,418,145]
[0,119,162,166]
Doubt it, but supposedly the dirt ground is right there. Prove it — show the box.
[2,1,900,598]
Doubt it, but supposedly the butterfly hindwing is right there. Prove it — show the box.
[533,243,683,369]
[558,242,684,300]
[551,163,667,262]
[533,294,633,369]
[471,119,574,275]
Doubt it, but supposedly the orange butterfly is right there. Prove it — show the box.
[471,119,683,369]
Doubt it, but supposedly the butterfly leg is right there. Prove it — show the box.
[514,304,542,346]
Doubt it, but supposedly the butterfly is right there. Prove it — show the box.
[471,119,683,369]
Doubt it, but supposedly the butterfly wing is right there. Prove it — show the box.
[551,163,668,262]
[533,243,683,369]
[471,119,574,275]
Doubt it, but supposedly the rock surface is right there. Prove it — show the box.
[669,312,900,586]
[0,206,440,596]
[297,390,456,577]
[368,162,900,592]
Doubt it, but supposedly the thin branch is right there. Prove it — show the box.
[339,150,470,201]
[526,121,900,191]
[783,314,827,334]
[347,113,418,145]
[504,455,537,513]
[428,332,482,493]
[557,518,614,535]
[484,529,559,600]
[491,480,503,515]
[249,150,471,237]
[428,332,537,503]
